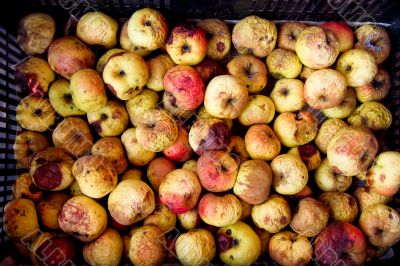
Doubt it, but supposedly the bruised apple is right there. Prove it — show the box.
[159,169,202,214]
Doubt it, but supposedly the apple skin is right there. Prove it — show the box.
[268,231,313,266]
[197,150,238,193]
[366,151,400,196]
[17,12,56,55]
[159,169,202,214]
[175,229,216,266]
[166,24,207,66]
[322,22,354,52]
[163,65,205,111]
[198,193,242,227]
[315,222,367,266]
[335,48,378,87]
[194,59,224,84]
[15,57,56,97]
[355,24,391,64]
[147,156,176,192]
[127,8,168,51]
[359,204,400,247]
[48,36,96,79]
[295,26,339,69]
[163,126,193,162]
[217,221,261,266]
[232,15,277,58]
[327,126,378,176]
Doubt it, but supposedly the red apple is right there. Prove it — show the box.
[315,222,367,266]
[322,22,354,52]
[163,127,193,162]
[194,59,224,84]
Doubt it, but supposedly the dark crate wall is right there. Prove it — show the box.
[0,0,399,262]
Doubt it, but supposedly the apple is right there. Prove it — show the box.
[355,24,391,64]
[232,15,277,58]
[315,158,353,192]
[270,78,305,113]
[175,229,216,266]
[159,169,202,214]
[359,204,400,247]
[266,48,302,79]
[77,11,118,48]
[336,48,378,87]
[290,197,329,237]
[16,95,55,132]
[125,88,159,127]
[287,144,321,171]
[295,26,339,69]
[238,95,275,126]
[194,59,224,84]
[121,128,156,166]
[198,18,231,60]
[355,67,391,103]
[198,193,242,227]
[327,126,378,176]
[119,20,151,57]
[163,126,193,162]
[366,151,400,196]
[15,56,55,96]
[315,222,367,266]
[127,8,168,51]
[244,124,281,161]
[102,52,149,100]
[48,79,85,117]
[147,156,176,192]
[227,55,267,93]
[304,69,347,109]
[315,118,347,154]
[197,150,238,192]
[347,101,392,131]
[277,22,307,51]
[166,24,207,65]
[48,36,95,79]
[87,99,129,137]
[273,111,318,148]
[354,186,392,211]
[70,68,107,112]
[268,231,313,266]
[17,12,55,55]
[13,131,49,169]
[233,160,272,204]
[319,192,358,223]
[217,221,261,266]
[146,54,176,91]
[322,87,357,119]
[163,65,205,111]
[322,22,354,52]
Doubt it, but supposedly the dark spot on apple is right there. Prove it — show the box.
[389,213,393,219]
[226,229,232,235]
[379,174,386,182]
[372,79,383,89]
[15,70,45,97]
[197,122,231,154]
[244,63,252,77]
[166,34,174,45]
[345,65,352,72]
[288,33,296,40]
[217,233,234,253]
[298,144,317,165]
[91,121,102,133]
[280,216,288,224]
[365,186,370,192]
[217,42,225,52]
[119,70,125,76]
[174,24,199,37]
[295,113,303,121]
[35,237,76,266]
[360,151,369,161]
[182,44,191,53]
[33,162,62,190]
[101,113,108,120]
[167,92,177,107]
[280,88,289,96]
[63,93,73,104]
[230,255,234,260]
[374,228,383,236]
[144,20,152,26]
[348,196,355,206]
[319,95,327,102]
[34,109,43,116]
[227,98,235,105]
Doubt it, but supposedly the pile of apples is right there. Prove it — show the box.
[4,7,400,266]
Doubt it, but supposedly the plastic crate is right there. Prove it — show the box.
[0,0,399,264]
